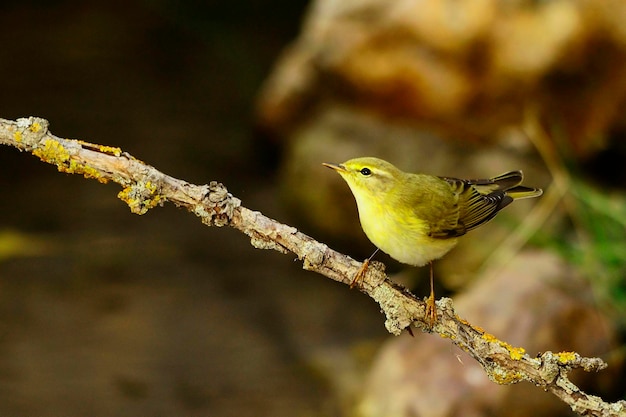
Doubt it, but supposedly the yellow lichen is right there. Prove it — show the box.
[97,144,122,156]
[67,159,109,183]
[117,181,165,215]
[14,131,22,143]
[481,332,526,360]
[32,138,70,166]
[32,139,109,183]
[471,324,486,333]
[29,121,42,133]
[77,140,122,156]
[490,367,524,385]
[456,315,476,328]
[509,346,526,360]
[118,186,138,212]
[439,332,456,340]
[481,332,498,343]
[556,351,577,364]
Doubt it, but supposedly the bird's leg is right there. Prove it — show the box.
[350,248,380,288]
[425,261,438,326]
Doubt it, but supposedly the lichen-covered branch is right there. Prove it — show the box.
[1,117,623,417]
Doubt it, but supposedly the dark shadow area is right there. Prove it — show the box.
[0,1,389,416]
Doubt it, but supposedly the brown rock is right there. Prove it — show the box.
[257,0,626,156]
[355,251,618,417]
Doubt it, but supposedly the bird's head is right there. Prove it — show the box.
[323,157,401,198]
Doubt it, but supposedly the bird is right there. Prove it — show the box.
[323,156,543,325]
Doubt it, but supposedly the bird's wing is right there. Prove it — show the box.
[401,175,465,238]
[455,180,513,231]
[405,172,525,239]
[441,173,521,234]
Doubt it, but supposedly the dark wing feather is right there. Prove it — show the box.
[456,182,513,231]
[429,171,524,238]
[464,171,523,192]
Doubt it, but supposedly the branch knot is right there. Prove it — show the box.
[199,181,241,227]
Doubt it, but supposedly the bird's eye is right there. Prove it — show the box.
[360,167,372,176]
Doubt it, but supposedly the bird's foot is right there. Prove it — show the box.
[350,258,370,289]
[425,293,438,328]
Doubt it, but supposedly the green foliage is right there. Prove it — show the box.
[564,180,626,327]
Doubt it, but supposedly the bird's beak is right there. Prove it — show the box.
[322,162,346,172]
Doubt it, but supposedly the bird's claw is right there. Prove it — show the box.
[426,294,438,328]
[350,258,370,288]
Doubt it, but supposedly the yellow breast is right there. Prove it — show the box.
[353,192,458,266]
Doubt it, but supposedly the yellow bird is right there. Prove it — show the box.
[323,157,543,324]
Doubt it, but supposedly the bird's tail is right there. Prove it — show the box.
[467,171,541,198]
[488,171,543,200]
[506,185,543,199]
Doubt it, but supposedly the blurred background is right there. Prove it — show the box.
[0,0,625,416]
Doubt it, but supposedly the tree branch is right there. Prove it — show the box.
[1,116,623,416]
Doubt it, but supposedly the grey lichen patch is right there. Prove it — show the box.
[302,241,326,268]
[370,284,407,336]
[193,205,212,224]
[13,117,49,148]
[250,235,290,254]
[538,351,561,384]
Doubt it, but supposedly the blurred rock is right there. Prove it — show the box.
[257,0,626,158]
[354,251,619,417]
